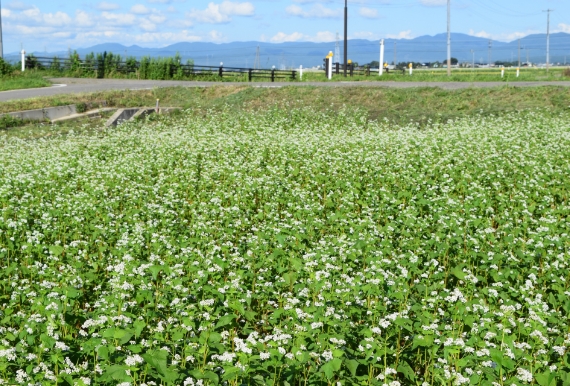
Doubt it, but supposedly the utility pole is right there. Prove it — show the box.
[343,0,348,77]
[394,41,397,66]
[518,39,521,67]
[254,46,260,69]
[543,9,553,72]
[488,40,492,66]
[335,32,341,66]
[0,0,4,59]
[447,0,451,76]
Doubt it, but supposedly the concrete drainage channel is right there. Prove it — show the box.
[0,104,180,127]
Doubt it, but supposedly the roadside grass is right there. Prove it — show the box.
[2,85,570,139]
[301,67,570,82]
[0,71,52,91]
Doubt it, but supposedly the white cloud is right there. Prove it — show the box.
[555,23,570,33]
[187,1,254,24]
[386,30,413,39]
[131,4,151,14]
[271,31,305,43]
[96,2,120,11]
[133,31,202,43]
[52,32,72,38]
[419,0,446,6]
[351,31,379,40]
[359,7,379,19]
[270,30,335,43]
[100,11,137,26]
[468,29,540,42]
[75,10,95,27]
[1,8,13,17]
[4,0,33,10]
[286,4,341,18]
[148,0,172,3]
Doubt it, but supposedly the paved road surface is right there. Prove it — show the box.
[1,77,569,102]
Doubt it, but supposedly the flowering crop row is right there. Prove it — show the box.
[1,107,569,385]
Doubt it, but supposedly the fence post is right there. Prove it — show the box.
[349,62,353,77]
[271,66,275,82]
[292,70,296,80]
[501,66,504,78]
[219,62,223,78]
[409,63,413,76]
[300,65,303,80]
[336,62,340,75]
[21,50,26,72]
[248,69,252,82]
[516,67,520,77]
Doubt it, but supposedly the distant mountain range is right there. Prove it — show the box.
[4,32,569,68]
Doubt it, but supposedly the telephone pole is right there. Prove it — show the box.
[0,0,4,59]
[488,40,492,66]
[254,46,260,69]
[543,9,553,72]
[394,41,397,66]
[518,38,521,67]
[343,0,348,77]
[447,0,451,76]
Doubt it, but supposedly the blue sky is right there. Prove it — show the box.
[0,0,568,53]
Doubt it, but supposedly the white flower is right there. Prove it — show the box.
[260,352,270,361]
[516,368,533,383]
[125,355,144,366]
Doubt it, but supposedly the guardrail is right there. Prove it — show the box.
[26,56,297,82]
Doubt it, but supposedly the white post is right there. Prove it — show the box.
[327,57,333,80]
[501,66,504,78]
[21,49,26,72]
[516,67,520,77]
[379,39,384,76]
[409,63,413,75]
[300,65,303,80]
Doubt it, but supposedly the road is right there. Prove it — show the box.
[1,77,569,102]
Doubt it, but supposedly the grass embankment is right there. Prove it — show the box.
[0,72,52,91]
[302,67,570,82]
[1,84,570,129]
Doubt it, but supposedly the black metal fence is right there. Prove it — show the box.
[26,55,297,82]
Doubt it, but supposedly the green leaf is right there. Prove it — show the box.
[215,314,236,330]
[142,349,169,376]
[49,245,64,256]
[321,358,342,380]
[101,365,131,382]
[346,359,359,377]
[397,361,416,381]
[134,320,146,338]
[202,371,219,385]
[535,371,556,386]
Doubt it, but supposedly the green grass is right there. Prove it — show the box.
[301,67,570,82]
[0,72,52,91]
[2,85,570,139]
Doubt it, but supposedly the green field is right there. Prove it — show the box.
[301,67,570,82]
[0,72,52,92]
[1,91,570,385]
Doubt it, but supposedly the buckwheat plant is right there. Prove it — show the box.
[1,107,569,385]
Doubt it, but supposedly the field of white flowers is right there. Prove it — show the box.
[1,107,569,386]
